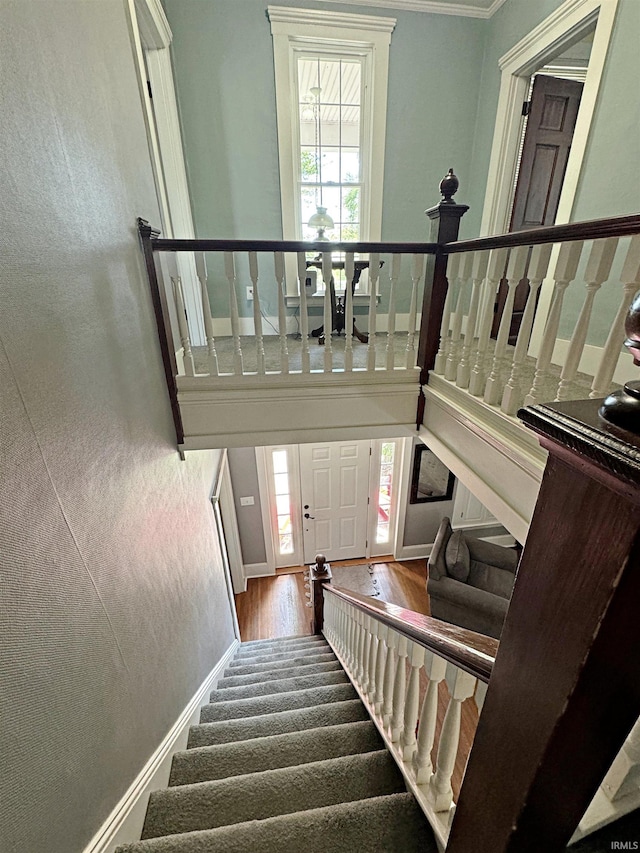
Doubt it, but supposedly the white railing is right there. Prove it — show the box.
[432,231,640,416]
[322,586,496,851]
[160,244,433,379]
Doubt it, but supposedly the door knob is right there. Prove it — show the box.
[304,512,315,520]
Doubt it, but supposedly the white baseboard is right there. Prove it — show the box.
[243,561,275,579]
[83,639,239,853]
[394,543,433,561]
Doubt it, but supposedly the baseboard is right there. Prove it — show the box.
[394,543,433,561]
[83,639,239,853]
[244,561,275,579]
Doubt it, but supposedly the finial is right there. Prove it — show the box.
[599,290,640,432]
[439,168,459,204]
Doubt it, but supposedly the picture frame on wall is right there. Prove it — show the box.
[410,444,455,504]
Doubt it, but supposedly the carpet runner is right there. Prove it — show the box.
[115,634,437,852]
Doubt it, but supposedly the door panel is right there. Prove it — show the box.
[300,440,370,564]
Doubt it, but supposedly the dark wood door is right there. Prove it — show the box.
[492,75,584,342]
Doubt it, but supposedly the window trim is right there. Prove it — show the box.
[269,6,395,295]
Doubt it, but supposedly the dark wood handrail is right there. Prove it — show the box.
[442,213,640,255]
[150,238,439,255]
[324,584,497,683]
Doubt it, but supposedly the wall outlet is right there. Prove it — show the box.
[246,286,253,300]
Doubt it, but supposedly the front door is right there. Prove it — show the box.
[300,440,370,564]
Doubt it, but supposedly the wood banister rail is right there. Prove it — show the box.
[323,583,497,683]
[442,213,640,255]
[149,238,440,255]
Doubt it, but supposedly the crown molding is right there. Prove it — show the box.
[268,5,397,32]
[304,0,510,20]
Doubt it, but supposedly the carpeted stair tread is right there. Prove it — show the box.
[233,637,328,657]
[217,659,342,688]
[188,699,369,748]
[223,650,337,677]
[228,645,331,668]
[170,720,383,786]
[210,669,348,702]
[200,682,358,722]
[142,750,405,839]
[238,633,324,649]
[115,792,436,853]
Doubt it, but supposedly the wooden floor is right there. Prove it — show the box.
[234,557,478,800]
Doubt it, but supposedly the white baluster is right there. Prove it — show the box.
[524,241,583,407]
[457,250,490,389]
[385,255,400,371]
[374,624,387,715]
[322,251,333,372]
[348,606,358,671]
[367,619,380,703]
[344,253,355,372]
[355,610,366,687]
[382,630,398,729]
[274,251,289,374]
[248,252,265,374]
[400,641,426,761]
[469,247,509,396]
[167,253,195,377]
[406,255,424,369]
[413,652,447,784]
[224,252,243,375]
[602,717,640,802]
[367,252,380,371]
[556,238,618,401]
[434,252,461,375]
[501,244,553,415]
[485,245,530,405]
[390,635,408,742]
[591,236,640,398]
[296,252,311,374]
[445,252,474,381]
[428,664,477,811]
[361,616,373,696]
[195,252,218,376]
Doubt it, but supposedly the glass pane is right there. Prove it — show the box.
[277,514,291,535]
[300,147,319,181]
[272,449,288,474]
[298,58,319,98]
[319,186,341,222]
[376,521,389,544]
[274,472,289,496]
[276,494,290,516]
[301,186,321,228]
[340,105,360,146]
[318,59,340,102]
[279,533,293,554]
[341,186,360,226]
[320,105,340,147]
[320,148,340,184]
[341,60,361,105]
[341,149,360,183]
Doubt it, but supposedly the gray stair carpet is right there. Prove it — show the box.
[116,635,438,853]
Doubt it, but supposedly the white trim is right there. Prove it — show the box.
[133,0,171,49]
[214,451,247,597]
[480,0,619,237]
[395,542,434,560]
[315,0,506,19]
[392,436,416,560]
[243,561,276,579]
[369,437,404,558]
[82,640,239,853]
[254,447,278,575]
[269,5,396,32]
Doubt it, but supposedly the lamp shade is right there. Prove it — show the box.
[308,206,334,230]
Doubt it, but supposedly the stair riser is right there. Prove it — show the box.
[229,646,331,667]
[234,637,328,657]
[199,683,358,723]
[211,671,348,702]
[224,651,337,677]
[238,634,326,651]
[218,660,342,689]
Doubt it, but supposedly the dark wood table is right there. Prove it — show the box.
[306,259,380,344]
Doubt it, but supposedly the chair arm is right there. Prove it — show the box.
[428,577,510,620]
[466,537,519,574]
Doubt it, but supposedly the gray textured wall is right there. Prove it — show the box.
[227,447,267,565]
[0,3,236,852]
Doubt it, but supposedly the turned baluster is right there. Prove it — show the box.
[457,250,490,389]
[400,640,426,761]
[591,235,640,398]
[445,251,474,381]
[469,247,509,396]
[523,240,583,407]
[382,629,398,729]
[322,251,333,371]
[224,252,244,375]
[386,255,401,371]
[367,252,380,371]
[556,237,618,401]
[355,610,366,686]
[434,252,460,375]
[195,252,219,376]
[248,252,265,374]
[296,252,311,374]
[167,253,195,377]
[374,624,388,715]
[344,253,355,372]
[428,664,477,812]
[367,619,380,702]
[406,254,424,369]
[274,251,289,374]
[413,652,448,784]
[484,245,529,405]
[361,615,373,696]
[390,635,409,743]
[501,243,553,415]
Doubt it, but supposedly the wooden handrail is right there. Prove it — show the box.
[150,238,439,255]
[324,584,497,683]
[442,213,640,255]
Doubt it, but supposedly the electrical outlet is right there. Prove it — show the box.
[239,496,255,506]
[246,286,253,300]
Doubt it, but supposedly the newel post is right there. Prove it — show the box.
[417,170,469,424]
[310,554,332,635]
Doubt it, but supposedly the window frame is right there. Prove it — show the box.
[269,6,395,296]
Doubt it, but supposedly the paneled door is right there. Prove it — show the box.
[299,440,371,564]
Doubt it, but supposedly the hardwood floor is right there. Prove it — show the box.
[233,556,477,800]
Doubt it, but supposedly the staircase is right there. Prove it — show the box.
[116,634,437,853]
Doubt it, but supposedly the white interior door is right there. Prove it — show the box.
[300,440,371,564]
